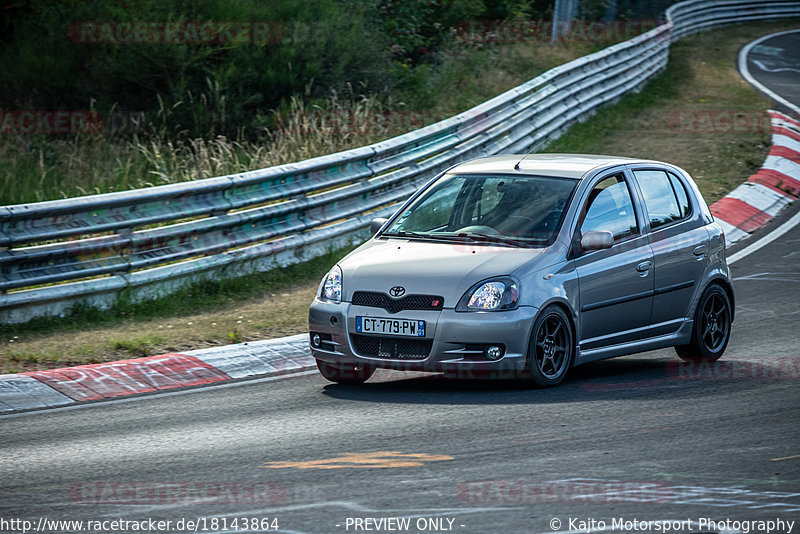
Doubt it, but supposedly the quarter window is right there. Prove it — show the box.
[579,175,638,241]
[669,173,691,218]
[634,170,688,229]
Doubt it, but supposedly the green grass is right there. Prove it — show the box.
[110,334,167,357]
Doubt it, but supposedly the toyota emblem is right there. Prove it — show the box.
[389,286,406,297]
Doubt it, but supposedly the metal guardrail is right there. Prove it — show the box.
[2,0,799,323]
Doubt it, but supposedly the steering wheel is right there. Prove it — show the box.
[542,210,562,230]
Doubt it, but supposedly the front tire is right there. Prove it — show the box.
[316,360,375,384]
[675,284,732,363]
[524,306,574,387]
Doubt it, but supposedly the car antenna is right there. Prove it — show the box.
[514,145,537,170]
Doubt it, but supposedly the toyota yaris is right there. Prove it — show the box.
[309,154,734,386]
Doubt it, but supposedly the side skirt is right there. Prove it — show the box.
[575,321,694,365]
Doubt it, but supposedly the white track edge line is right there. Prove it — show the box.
[728,206,800,264]
[739,29,800,118]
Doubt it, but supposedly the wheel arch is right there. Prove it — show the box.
[535,297,579,367]
[706,276,735,323]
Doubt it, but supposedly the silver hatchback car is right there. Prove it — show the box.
[309,154,734,386]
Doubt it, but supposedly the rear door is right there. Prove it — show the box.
[630,168,709,336]
[573,172,654,350]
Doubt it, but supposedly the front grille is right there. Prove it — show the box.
[351,334,432,360]
[351,291,444,314]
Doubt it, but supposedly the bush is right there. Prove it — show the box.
[0,1,569,140]
[0,0,392,139]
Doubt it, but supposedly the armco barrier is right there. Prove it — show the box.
[2,0,800,324]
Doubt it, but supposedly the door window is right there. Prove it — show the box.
[634,170,689,229]
[579,175,638,241]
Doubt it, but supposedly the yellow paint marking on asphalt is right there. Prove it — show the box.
[770,453,800,461]
[263,451,454,469]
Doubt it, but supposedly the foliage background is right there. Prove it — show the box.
[0,0,677,204]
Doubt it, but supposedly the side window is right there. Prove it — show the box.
[669,173,691,218]
[634,170,685,229]
[579,175,638,241]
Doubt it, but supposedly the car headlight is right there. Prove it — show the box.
[456,277,520,312]
[318,265,342,303]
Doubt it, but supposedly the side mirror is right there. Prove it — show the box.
[580,230,614,251]
[370,218,388,236]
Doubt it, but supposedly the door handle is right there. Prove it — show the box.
[636,261,652,273]
[693,245,707,256]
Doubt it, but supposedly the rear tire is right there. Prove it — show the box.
[524,306,574,387]
[675,284,732,363]
[316,360,375,384]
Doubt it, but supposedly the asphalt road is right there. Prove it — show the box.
[1,200,799,534]
[744,29,800,112]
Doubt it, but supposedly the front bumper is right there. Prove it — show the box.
[309,298,538,378]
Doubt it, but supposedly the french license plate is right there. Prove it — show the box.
[356,317,425,337]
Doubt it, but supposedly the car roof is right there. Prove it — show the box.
[450,153,663,180]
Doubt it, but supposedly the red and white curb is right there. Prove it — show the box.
[0,334,313,413]
[711,110,800,245]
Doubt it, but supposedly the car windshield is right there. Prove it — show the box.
[383,173,578,247]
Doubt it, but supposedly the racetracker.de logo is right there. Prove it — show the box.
[456,479,674,504]
[666,358,800,380]
[0,111,103,135]
[70,482,286,505]
[667,110,772,134]
[68,21,284,44]
[456,19,660,44]
[274,109,453,137]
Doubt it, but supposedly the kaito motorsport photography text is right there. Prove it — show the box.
[559,518,796,534]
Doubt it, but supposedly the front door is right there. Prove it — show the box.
[573,173,654,350]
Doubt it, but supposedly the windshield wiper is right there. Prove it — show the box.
[381,230,433,239]
[453,232,534,248]
[383,230,537,248]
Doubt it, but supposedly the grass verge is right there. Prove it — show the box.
[1,19,798,373]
